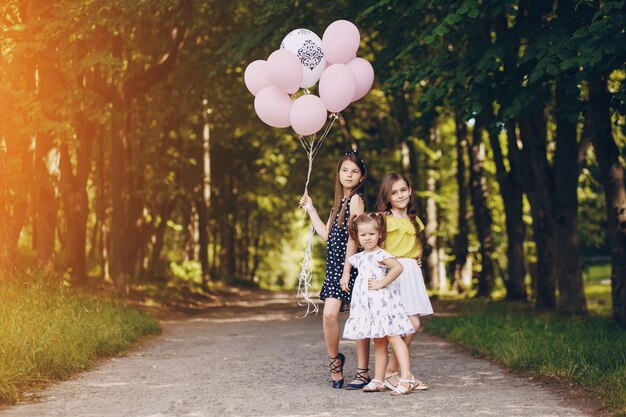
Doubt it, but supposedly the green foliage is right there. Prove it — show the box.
[426,298,626,415]
[2,0,619,301]
[169,260,203,285]
[0,278,160,405]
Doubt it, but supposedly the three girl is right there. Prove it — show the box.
[299,151,371,389]
[301,156,432,393]
[375,173,433,390]
[344,213,420,395]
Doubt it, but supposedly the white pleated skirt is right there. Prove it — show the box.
[392,258,434,316]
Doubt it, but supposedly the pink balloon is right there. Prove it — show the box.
[254,86,293,128]
[346,57,374,101]
[244,60,273,96]
[322,20,360,65]
[318,64,357,113]
[267,50,303,94]
[290,94,328,136]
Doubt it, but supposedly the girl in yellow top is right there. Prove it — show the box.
[375,173,433,391]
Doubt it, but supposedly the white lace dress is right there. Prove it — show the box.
[343,249,415,340]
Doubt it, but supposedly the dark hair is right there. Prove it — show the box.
[331,151,367,228]
[375,173,423,256]
[348,212,386,247]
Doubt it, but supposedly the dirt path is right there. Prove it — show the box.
[2,291,599,417]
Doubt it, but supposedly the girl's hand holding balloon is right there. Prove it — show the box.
[299,194,316,214]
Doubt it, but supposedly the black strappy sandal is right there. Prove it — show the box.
[345,367,371,390]
[328,353,345,389]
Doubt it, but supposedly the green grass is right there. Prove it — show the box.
[0,280,161,405]
[425,264,625,416]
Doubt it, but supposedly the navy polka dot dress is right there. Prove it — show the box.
[320,195,361,306]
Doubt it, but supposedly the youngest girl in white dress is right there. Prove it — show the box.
[343,213,421,395]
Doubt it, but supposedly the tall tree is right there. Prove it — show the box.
[577,0,626,326]
[468,117,496,297]
[585,74,626,327]
[452,111,472,293]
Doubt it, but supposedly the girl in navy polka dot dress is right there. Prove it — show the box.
[300,151,371,389]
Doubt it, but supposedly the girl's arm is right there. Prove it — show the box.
[340,194,364,292]
[415,215,425,266]
[300,194,331,241]
[368,258,404,290]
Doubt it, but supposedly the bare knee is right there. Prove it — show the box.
[323,310,339,323]
[373,337,388,350]
[409,315,421,332]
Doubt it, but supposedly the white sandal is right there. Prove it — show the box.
[383,372,399,391]
[413,378,429,390]
[362,379,386,392]
[390,376,419,396]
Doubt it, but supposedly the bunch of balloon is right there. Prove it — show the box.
[244,20,375,316]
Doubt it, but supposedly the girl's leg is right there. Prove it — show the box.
[346,338,371,388]
[386,314,420,384]
[323,298,344,381]
[387,335,411,379]
[404,315,429,388]
[387,335,415,395]
[372,337,389,383]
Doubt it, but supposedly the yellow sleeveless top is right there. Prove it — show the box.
[384,215,424,259]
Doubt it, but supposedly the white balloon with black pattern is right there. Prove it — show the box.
[280,28,327,89]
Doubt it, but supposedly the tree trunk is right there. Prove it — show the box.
[502,122,527,301]
[59,119,93,285]
[199,103,212,285]
[468,117,496,297]
[422,124,443,290]
[125,99,144,280]
[249,218,263,281]
[241,209,250,280]
[147,199,175,277]
[424,176,438,290]
[490,9,528,301]
[585,74,626,328]
[554,73,587,314]
[33,132,58,270]
[95,125,110,282]
[518,109,557,310]
[452,112,472,294]
[227,185,237,277]
[197,196,210,283]
[0,129,30,275]
[110,32,128,295]
[484,110,527,301]
[0,185,28,275]
[183,201,198,262]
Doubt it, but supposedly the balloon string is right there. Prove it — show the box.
[296,223,318,318]
[296,113,338,317]
[298,114,337,195]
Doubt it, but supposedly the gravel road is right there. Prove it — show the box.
[1,290,599,417]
